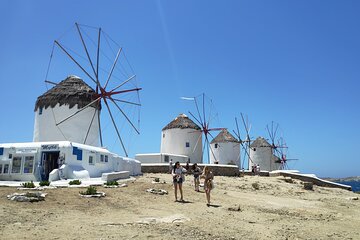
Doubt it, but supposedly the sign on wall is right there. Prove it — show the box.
[41,144,59,151]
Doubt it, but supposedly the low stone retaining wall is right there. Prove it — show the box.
[141,163,240,177]
[271,171,352,191]
[101,171,130,181]
[242,170,270,177]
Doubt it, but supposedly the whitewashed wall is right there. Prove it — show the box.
[0,141,141,181]
[249,147,281,171]
[33,104,100,146]
[160,128,202,163]
[210,142,241,167]
[135,153,188,164]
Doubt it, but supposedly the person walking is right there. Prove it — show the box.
[169,159,173,174]
[172,161,186,202]
[201,166,214,206]
[192,163,202,192]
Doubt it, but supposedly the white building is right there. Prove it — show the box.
[33,75,100,146]
[0,75,141,182]
[135,113,203,164]
[249,137,281,171]
[160,113,202,163]
[0,141,141,181]
[209,129,240,167]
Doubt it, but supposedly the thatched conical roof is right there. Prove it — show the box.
[210,129,239,144]
[34,75,101,111]
[250,137,271,148]
[162,113,201,131]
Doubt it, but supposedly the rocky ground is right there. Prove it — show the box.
[0,173,359,240]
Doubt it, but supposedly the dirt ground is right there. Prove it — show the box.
[0,173,359,240]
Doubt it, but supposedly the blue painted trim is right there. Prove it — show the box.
[72,147,83,161]
[0,147,3,156]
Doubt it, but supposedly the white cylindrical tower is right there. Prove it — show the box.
[160,114,202,163]
[249,137,281,171]
[33,76,101,146]
[210,129,240,167]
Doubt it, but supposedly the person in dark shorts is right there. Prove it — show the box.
[172,161,187,202]
[192,163,202,192]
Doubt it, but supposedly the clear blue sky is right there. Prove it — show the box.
[0,0,359,178]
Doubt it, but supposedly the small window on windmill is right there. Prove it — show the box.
[100,154,104,163]
[89,156,94,165]
[163,133,165,138]
[164,155,169,163]
[39,107,43,115]
[186,142,190,148]
[105,155,108,163]
[215,143,218,148]
[8,154,12,159]
[253,148,256,151]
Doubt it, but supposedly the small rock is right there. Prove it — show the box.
[303,182,313,190]
[146,188,168,195]
[347,197,358,201]
[228,205,242,212]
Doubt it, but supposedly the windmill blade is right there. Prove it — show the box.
[240,113,249,133]
[54,40,98,86]
[201,135,208,163]
[232,129,240,141]
[97,104,103,147]
[75,22,98,83]
[109,97,140,134]
[109,87,142,96]
[273,123,279,142]
[56,97,101,126]
[241,113,251,143]
[103,99,128,157]
[242,144,249,168]
[273,147,282,157]
[194,96,204,126]
[96,26,101,86]
[188,111,203,128]
[266,124,272,142]
[192,133,202,154]
[205,134,217,164]
[207,111,218,130]
[83,107,98,144]
[104,47,122,89]
[111,98,141,106]
[207,132,219,163]
[240,141,254,165]
[45,80,58,86]
[234,117,241,141]
[202,93,206,128]
[206,98,214,129]
[109,74,136,93]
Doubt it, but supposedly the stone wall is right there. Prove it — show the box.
[141,163,240,176]
[271,171,352,191]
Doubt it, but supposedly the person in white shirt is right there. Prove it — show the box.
[172,161,187,202]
